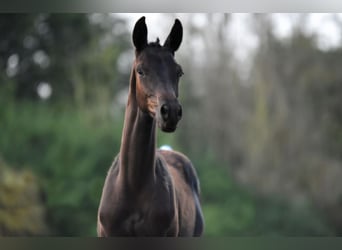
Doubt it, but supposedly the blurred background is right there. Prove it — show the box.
[1,13,342,236]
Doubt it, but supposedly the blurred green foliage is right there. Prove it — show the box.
[191,154,333,236]
[0,94,334,235]
[0,14,130,107]
[0,94,123,235]
[0,158,49,235]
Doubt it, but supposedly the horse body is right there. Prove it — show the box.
[97,16,204,237]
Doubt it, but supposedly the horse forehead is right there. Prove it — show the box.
[139,48,175,66]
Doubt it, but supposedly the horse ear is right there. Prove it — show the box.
[132,16,148,52]
[164,19,183,53]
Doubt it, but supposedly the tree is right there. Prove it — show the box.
[0,14,131,106]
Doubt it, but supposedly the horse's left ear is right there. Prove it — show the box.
[164,19,183,53]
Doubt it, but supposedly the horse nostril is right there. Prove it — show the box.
[160,104,169,121]
[177,105,182,119]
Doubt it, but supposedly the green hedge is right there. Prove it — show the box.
[0,98,123,235]
[0,95,335,236]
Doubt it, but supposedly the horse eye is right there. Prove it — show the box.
[137,70,144,76]
[136,67,145,77]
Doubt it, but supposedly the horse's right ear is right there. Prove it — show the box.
[132,16,148,52]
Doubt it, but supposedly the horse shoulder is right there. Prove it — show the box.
[158,149,204,236]
[148,156,179,235]
[158,150,200,195]
[97,156,126,236]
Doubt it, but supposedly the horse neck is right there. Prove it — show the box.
[119,65,157,190]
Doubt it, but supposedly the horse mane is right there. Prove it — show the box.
[148,38,161,48]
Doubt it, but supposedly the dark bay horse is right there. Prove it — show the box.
[97,16,204,236]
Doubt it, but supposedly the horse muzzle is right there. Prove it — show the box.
[157,100,182,133]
